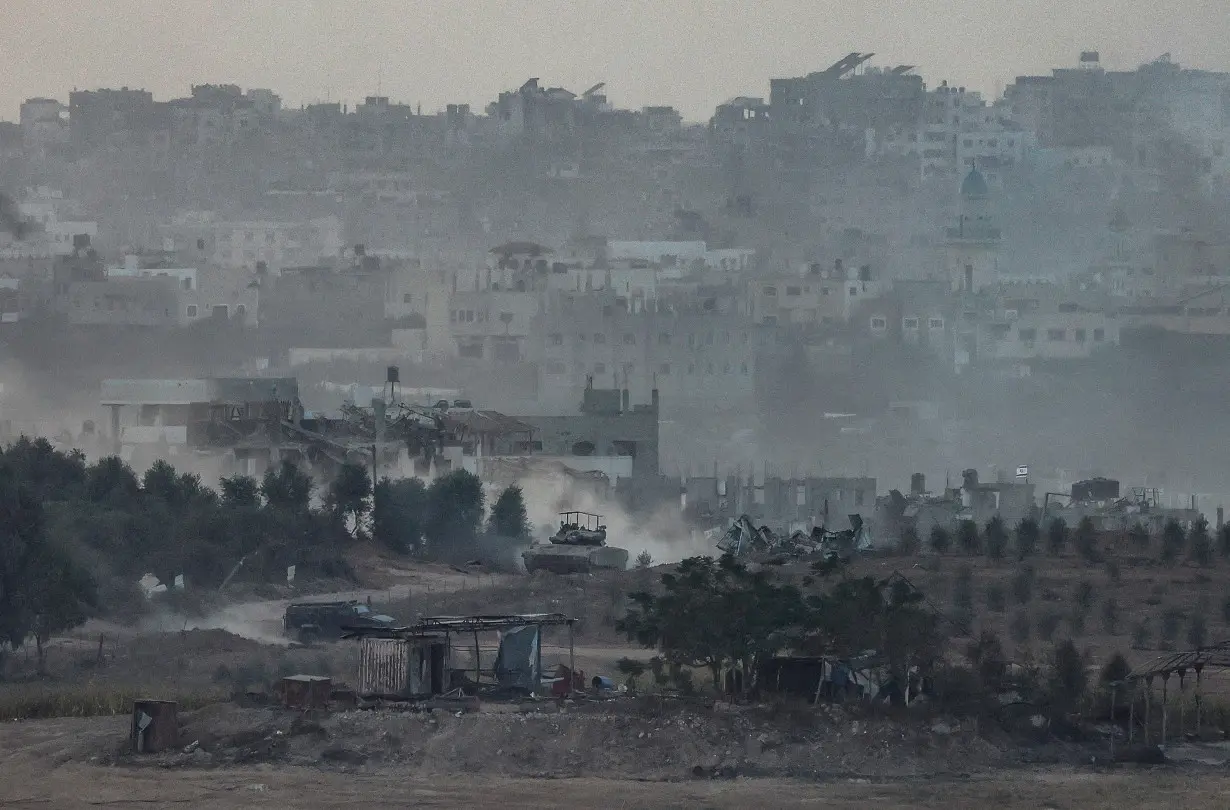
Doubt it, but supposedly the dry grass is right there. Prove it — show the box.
[0,682,227,721]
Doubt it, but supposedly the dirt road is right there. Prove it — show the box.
[4,762,1230,809]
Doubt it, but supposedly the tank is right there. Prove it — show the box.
[522,511,629,573]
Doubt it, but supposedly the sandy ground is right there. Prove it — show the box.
[3,759,1230,808]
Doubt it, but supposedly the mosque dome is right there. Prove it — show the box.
[960,167,989,199]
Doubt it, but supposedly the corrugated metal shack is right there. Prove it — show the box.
[345,613,577,699]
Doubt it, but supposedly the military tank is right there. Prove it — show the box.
[522,511,630,574]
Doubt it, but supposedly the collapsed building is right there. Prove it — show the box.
[1039,477,1201,533]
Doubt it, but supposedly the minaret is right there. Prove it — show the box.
[945,162,1001,292]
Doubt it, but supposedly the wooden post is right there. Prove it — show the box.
[131,700,177,754]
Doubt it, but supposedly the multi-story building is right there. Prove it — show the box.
[210,217,343,272]
[748,259,887,327]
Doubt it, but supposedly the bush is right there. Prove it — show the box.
[957,520,981,555]
[1074,517,1101,563]
[1012,566,1036,605]
[966,630,1008,692]
[984,517,1008,561]
[985,583,1007,613]
[1069,609,1087,636]
[1220,525,1230,559]
[1130,522,1152,553]
[1104,560,1121,584]
[1161,520,1186,565]
[1100,651,1131,685]
[1048,640,1087,711]
[1189,518,1213,567]
[1009,609,1032,644]
[1047,518,1068,556]
[1015,517,1040,560]
[929,525,951,554]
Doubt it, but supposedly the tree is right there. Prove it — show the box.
[957,520,981,555]
[87,456,141,503]
[1048,640,1087,714]
[1219,524,1230,560]
[1047,518,1068,556]
[261,461,313,512]
[618,554,805,690]
[635,550,654,569]
[27,540,97,672]
[220,475,261,509]
[966,630,1007,693]
[1012,565,1036,605]
[984,516,1007,561]
[487,485,530,542]
[1074,517,1100,564]
[0,464,95,672]
[1129,522,1151,554]
[1161,519,1186,565]
[1100,652,1131,685]
[327,463,373,537]
[425,470,485,550]
[1189,517,1213,567]
[372,477,428,554]
[929,525,951,554]
[1015,517,1039,560]
[899,526,921,555]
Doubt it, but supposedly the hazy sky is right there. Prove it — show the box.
[2,0,1228,122]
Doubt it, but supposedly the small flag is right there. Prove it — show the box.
[1015,465,1029,478]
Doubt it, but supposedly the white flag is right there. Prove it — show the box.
[1015,465,1029,478]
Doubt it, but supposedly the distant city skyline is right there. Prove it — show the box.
[2,0,1229,122]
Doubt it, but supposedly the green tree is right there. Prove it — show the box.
[635,550,654,569]
[1047,517,1068,556]
[957,520,981,555]
[1015,517,1040,560]
[1048,640,1088,714]
[487,485,531,542]
[425,470,485,550]
[372,477,428,554]
[1161,519,1186,565]
[220,475,261,509]
[929,525,951,554]
[953,564,974,610]
[1100,652,1131,685]
[261,461,313,512]
[1012,565,1036,604]
[1129,522,1151,554]
[1219,524,1230,560]
[984,516,1008,561]
[327,462,373,537]
[27,541,97,672]
[1189,613,1208,648]
[86,456,141,503]
[966,630,1007,693]
[985,583,1007,613]
[1074,517,1100,563]
[1189,517,1213,567]
[1101,597,1119,635]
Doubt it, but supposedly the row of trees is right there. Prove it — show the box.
[372,471,531,560]
[913,514,1222,566]
[617,553,943,700]
[0,439,535,668]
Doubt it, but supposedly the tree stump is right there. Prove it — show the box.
[131,700,177,754]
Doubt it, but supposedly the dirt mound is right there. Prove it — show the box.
[108,698,1009,780]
